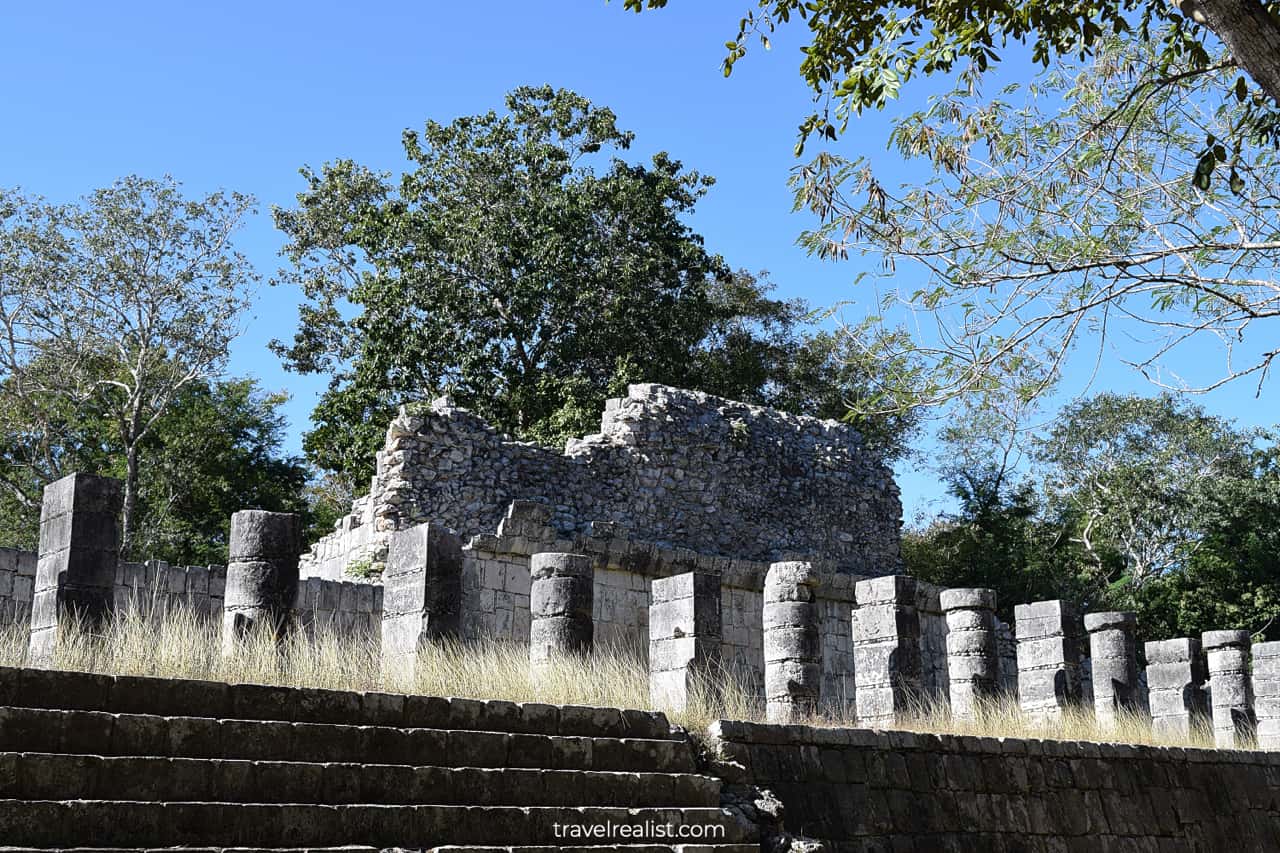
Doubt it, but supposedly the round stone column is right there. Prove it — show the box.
[1203,629,1255,748]
[222,510,302,655]
[941,588,999,722]
[529,552,594,678]
[763,560,822,723]
[1084,611,1141,732]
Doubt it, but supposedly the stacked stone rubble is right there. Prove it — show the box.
[648,570,721,711]
[763,561,822,723]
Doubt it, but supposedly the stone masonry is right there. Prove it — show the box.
[1203,629,1255,748]
[648,570,722,711]
[941,588,999,721]
[528,552,594,678]
[763,560,822,723]
[1015,599,1083,723]
[1145,638,1208,738]
[221,510,302,654]
[28,473,123,665]
[851,575,922,726]
[1085,611,1141,732]
[300,384,902,577]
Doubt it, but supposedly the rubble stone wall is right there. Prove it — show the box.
[301,384,903,579]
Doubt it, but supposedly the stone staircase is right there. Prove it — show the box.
[0,666,758,851]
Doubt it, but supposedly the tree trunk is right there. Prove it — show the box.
[1193,0,1280,106]
[121,444,139,559]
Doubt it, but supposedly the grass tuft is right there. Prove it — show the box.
[0,607,1233,748]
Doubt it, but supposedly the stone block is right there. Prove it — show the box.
[1086,611,1142,732]
[943,588,999,722]
[222,511,302,655]
[1204,629,1254,748]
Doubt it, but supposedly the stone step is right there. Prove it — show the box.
[1,753,721,808]
[0,667,674,740]
[0,847,761,852]
[0,707,697,773]
[0,801,758,848]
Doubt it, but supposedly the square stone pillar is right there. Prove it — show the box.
[381,523,463,681]
[764,561,822,723]
[1015,600,1082,723]
[1203,629,1255,748]
[852,575,922,726]
[28,473,123,666]
[1145,638,1208,738]
[1253,641,1280,750]
[649,570,722,712]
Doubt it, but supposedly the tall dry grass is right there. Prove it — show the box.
[0,607,1234,748]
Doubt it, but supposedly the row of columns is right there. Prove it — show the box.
[26,473,1280,750]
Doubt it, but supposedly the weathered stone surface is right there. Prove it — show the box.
[852,576,921,725]
[221,511,302,655]
[528,553,593,677]
[28,473,123,666]
[764,561,821,723]
[1015,599,1082,722]
[1255,640,1280,750]
[942,587,999,721]
[649,570,721,712]
[381,522,464,679]
[708,717,1280,849]
[1085,610,1142,732]
[299,384,904,579]
[1203,629,1255,748]
[1144,638,1208,738]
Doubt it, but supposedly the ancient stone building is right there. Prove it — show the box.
[300,383,905,703]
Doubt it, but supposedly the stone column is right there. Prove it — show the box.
[649,570,722,711]
[941,588,999,722]
[1145,638,1208,738]
[852,575,922,726]
[763,561,822,723]
[529,552,593,677]
[1203,629,1255,748]
[1253,641,1280,750]
[381,522,463,680]
[1014,600,1083,723]
[221,510,302,655]
[1084,611,1141,732]
[28,473,123,666]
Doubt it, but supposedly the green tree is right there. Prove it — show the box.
[622,8,1280,414]
[127,378,309,565]
[624,0,1280,145]
[0,177,257,555]
[0,376,310,566]
[274,87,919,486]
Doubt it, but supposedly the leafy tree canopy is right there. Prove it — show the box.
[0,375,309,566]
[624,0,1280,150]
[274,86,919,487]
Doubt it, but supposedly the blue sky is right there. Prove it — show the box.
[3,2,1275,521]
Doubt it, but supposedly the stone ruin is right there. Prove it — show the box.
[5,383,1275,747]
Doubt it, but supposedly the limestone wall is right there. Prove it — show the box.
[300,383,902,579]
[711,720,1280,851]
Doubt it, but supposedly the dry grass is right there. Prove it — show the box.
[0,608,1233,748]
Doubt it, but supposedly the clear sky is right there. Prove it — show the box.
[3,2,1275,521]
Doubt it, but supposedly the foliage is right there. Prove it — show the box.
[909,391,1280,639]
[0,376,310,566]
[623,0,1280,150]
[274,87,920,486]
[0,177,257,554]
[789,37,1280,416]
[343,558,382,580]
